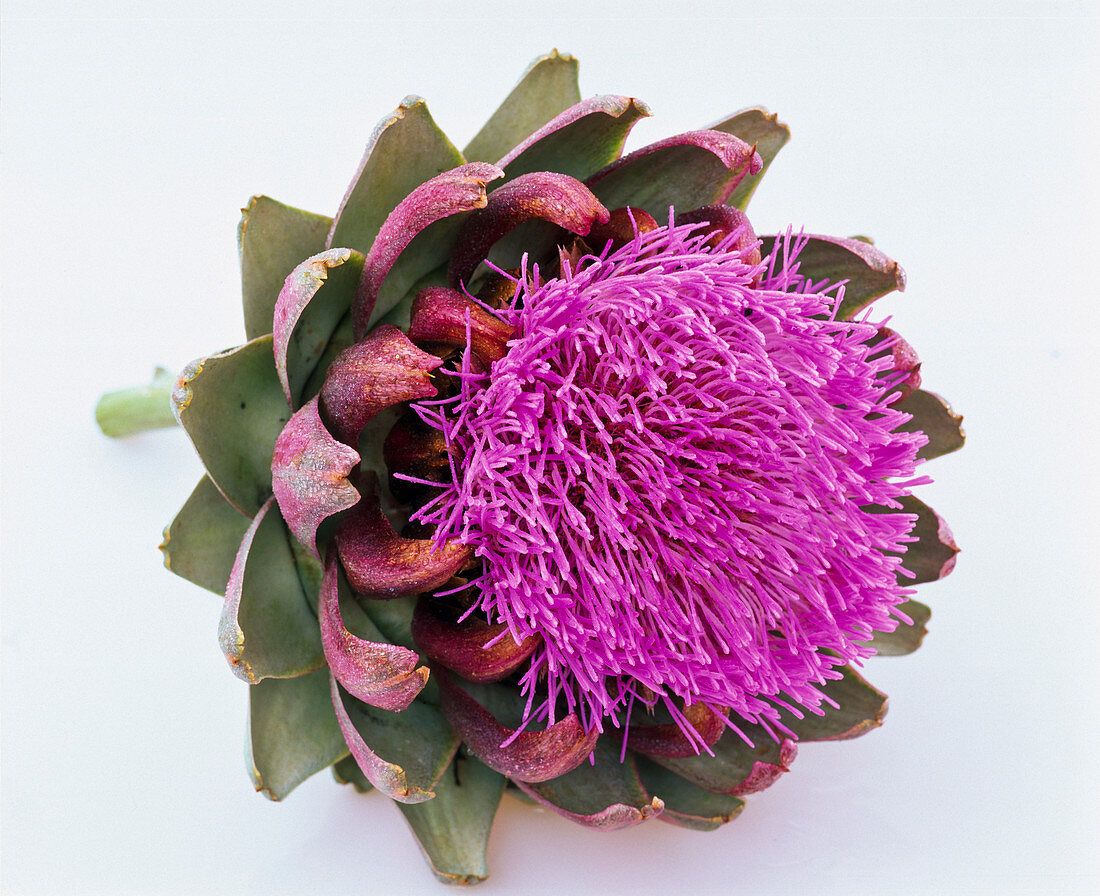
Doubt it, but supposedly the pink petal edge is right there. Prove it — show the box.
[271,396,360,557]
[329,674,436,804]
[320,551,428,711]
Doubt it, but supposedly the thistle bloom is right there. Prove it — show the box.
[98,51,963,885]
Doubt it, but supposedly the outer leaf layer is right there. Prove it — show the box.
[396,754,506,885]
[892,495,960,584]
[248,667,349,800]
[587,129,762,220]
[779,666,888,741]
[497,95,651,183]
[650,724,795,795]
[219,498,325,683]
[161,475,250,595]
[709,108,791,210]
[873,326,923,402]
[239,196,332,340]
[172,335,289,516]
[464,50,581,164]
[894,389,965,460]
[635,757,745,831]
[729,739,798,796]
[332,754,375,793]
[516,739,663,830]
[328,98,464,257]
[761,233,906,320]
[865,599,932,656]
[331,677,459,804]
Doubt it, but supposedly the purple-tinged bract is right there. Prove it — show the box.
[414,222,929,738]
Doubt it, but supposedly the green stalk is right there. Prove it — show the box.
[95,367,180,438]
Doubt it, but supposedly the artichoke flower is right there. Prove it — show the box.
[99,51,964,885]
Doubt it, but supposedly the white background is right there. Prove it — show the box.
[3,1,1098,894]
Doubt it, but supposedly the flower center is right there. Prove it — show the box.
[414,222,923,735]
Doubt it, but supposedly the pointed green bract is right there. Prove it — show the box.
[587,134,759,221]
[710,108,791,210]
[865,599,931,656]
[327,98,465,257]
[397,754,506,885]
[635,757,745,831]
[499,95,650,184]
[248,667,349,800]
[161,475,250,595]
[240,196,332,340]
[759,232,906,320]
[895,495,959,584]
[287,536,324,611]
[650,724,783,794]
[519,739,659,829]
[463,50,581,164]
[336,572,399,644]
[172,335,289,516]
[779,665,888,741]
[339,690,460,800]
[219,499,325,682]
[894,389,965,460]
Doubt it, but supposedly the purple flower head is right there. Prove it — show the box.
[412,217,929,743]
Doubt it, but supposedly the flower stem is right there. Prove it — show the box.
[95,367,179,438]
